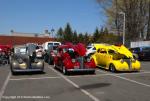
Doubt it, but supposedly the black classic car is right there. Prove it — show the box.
[10,43,44,74]
[130,46,150,60]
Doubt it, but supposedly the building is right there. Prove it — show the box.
[0,30,54,45]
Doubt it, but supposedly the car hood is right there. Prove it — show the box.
[111,45,133,58]
[94,44,133,58]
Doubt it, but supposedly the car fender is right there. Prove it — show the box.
[91,55,98,66]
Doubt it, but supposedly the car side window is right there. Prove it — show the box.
[98,48,107,54]
[108,50,115,55]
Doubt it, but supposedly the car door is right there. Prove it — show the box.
[99,49,107,66]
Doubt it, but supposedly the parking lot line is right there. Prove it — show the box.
[0,72,11,101]
[48,66,100,101]
[111,74,150,88]
[96,69,150,88]
[10,76,61,81]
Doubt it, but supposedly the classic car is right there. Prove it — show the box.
[0,44,12,65]
[10,43,44,74]
[53,43,96,75]
[86,44,96,57]
[91,44,141,72]
[42,41,61,65]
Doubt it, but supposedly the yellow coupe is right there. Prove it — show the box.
[91,44,141,72]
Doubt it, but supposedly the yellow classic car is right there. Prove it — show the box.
[91,44,141,72]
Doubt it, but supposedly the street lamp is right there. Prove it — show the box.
[119,12,125,45]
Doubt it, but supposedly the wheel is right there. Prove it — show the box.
[89,70,95,74]
[62,66,68,75]
[53,62,56,69]
[109,64,116,73]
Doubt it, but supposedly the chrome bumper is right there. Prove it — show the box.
[67,68,95,72]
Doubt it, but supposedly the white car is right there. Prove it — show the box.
[86,45,96,56]
[42,41,61,64]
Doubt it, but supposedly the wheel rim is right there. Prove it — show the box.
[110,64,115,72]
[63,66,66,74]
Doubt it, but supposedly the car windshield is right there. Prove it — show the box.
[87,46,92,49]
[15,47,26,54]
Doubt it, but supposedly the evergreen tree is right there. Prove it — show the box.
[57,27,63,38]
[93,27,99,42]
[78,33,84,43]
[64,23,73,42]
[84,32,89,45]
[72,30,78,44]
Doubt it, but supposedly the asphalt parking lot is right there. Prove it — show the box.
[0,61,150,101]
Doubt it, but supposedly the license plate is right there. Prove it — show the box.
[74,66,79,69]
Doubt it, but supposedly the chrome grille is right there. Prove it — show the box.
[124,59,131,70]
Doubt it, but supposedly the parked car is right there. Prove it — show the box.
[0,44,12,65]
[91,44,141,72]
[86,44,96,57]
[130,47,150,60]
[42,41,61,64]
[10,43,44,74]
[53,43,96,75]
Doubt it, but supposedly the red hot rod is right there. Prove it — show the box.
[53,43,96,75]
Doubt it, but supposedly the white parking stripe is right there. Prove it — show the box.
[10,76,61,81]
[0,72,11,101]
[96,69,150,88]
[112,75,150,88]
[48,66,100,101]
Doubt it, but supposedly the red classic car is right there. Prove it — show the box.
[53,43,96,75]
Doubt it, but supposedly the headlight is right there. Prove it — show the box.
[120,59,124,63]
[131,58,136,62]
[72,59,76,63]
[87,58,91,62]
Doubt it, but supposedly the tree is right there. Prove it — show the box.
[97,0,149,43]
[92,27,100,42]
[56,27,64,42]
[64,23,73,42]
[72,30,78,43]
[78,33,84,43]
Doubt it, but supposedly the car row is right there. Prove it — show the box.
[1,41,144,75]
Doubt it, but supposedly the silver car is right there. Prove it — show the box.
[10,44,44,75]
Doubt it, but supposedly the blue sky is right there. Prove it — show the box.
[0,0,107,35]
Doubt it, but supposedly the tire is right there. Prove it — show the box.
[62,66,68,75]
[53,62,56,69]
[109,64,116,73]
[89,70,95,74]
